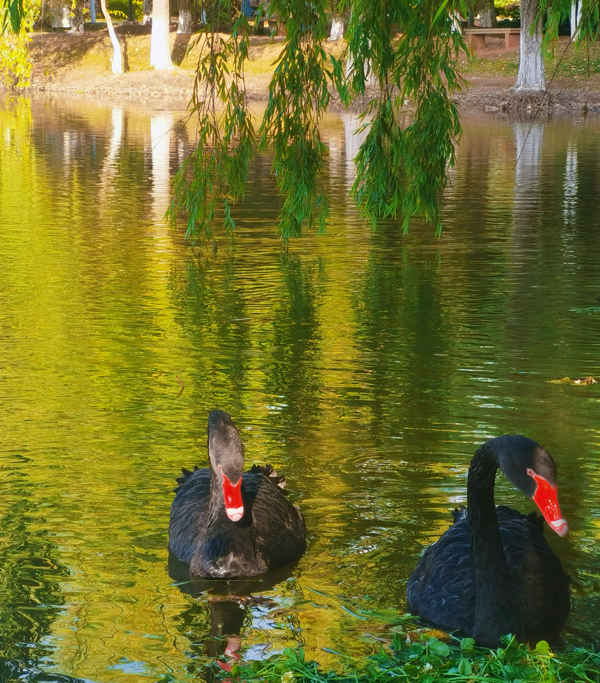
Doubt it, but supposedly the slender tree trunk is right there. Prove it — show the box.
[99,0,123,73]
[177,0,192,33]
[150,0,173,69]
[142,0,152,25]
[570,0,581,36]
[514,0,545,91]
[478,0,496,27]
[69,0,85,32]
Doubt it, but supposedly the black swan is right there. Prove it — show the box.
[406,435,570,647]
[168,410,306,578]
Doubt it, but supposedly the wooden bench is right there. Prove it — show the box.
[464,27,520,53]
[253,15,286,36]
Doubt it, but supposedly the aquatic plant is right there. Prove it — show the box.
[207,632,600,683]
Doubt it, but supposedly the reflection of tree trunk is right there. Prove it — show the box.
[150,0,173,68]
[563,140,578,224]
[151,113,173,222]
[99,107,123,201]
[177,0,192,33]
[142,0,152,25]
[514,0,545,91]
[478,0,496,27]
[514,121,544,211]
[69,0,85,32]
[99,0,123,73]
[341,111,370,193]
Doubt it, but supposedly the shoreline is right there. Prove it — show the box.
[8,30,600,114]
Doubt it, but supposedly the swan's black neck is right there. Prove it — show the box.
[468,443,522,645]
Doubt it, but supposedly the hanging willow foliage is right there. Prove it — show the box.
[168,0,469,240]
[168,10,255,239]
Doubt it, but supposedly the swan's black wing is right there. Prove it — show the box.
[407,517,475,634]
[168,467,211,565]
[243,470,306,571]
[407,506,569,640]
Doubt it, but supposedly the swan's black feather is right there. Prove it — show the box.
[169,464,305,578]
[407,506,569,641]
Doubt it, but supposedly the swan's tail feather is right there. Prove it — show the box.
[249,464,288,493]
[174,465,200,490]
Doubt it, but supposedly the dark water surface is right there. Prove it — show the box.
[1,95,600,682]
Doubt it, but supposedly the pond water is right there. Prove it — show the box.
[1,94,600,682]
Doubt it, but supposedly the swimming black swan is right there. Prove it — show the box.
[406,435,570,647]
[168,410,306,578]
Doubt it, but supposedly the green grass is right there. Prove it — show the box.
[457,40,600,81]
[206,618,600,683]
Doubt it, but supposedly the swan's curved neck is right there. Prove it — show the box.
[468,444,521,645]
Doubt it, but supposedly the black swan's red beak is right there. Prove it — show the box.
[221,470,244,522]
[530,471,569,537]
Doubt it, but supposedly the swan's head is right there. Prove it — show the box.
[208,410,245,523]
[494,435,569,538]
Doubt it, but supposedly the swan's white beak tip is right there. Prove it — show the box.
[549,518,569,537]
[226,507,244,522]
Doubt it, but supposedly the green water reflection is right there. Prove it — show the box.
[1,95,600,682]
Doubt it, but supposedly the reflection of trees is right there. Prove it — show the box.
[264,252,322,436]
[174,254,252,421]
[0,464,69,673]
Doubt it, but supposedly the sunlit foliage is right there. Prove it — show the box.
[0,0,39,86]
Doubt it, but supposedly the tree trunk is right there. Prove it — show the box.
[478,0,496,27]
[514,0,545,91]
[150,0,173,69]
[328,17,344,40]
[177,0,192,33]
[99,0,123,73]
[570,0,581,36]
[142,0,152,25]
[69,0,85,32]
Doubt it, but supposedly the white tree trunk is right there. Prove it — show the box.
[177,0,192,34]
[99,0,123,74]
[514,0,545,91]
[142,0,152,25]
[570,0,582,36]
[150,0,173,69]
[328,17,344,40]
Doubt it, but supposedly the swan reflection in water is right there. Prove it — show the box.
[169,552,300,677]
